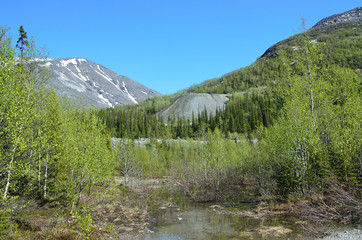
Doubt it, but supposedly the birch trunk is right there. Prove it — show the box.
[38,151,42,196]
[304,42,316,130]
[44,145,49,198]
[3,146,17,199]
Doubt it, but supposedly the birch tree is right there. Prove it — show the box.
[264,20,361,197]
[0,27,37,201]
[117,139,137,187]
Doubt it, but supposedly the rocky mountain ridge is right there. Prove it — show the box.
[260,7,361,59]
[43,57,161,108]
[312,7,362,28]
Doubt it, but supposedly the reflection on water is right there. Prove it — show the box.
[120,189,306,240]
[152,206,237,240]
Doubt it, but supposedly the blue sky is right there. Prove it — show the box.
[1,1,360,94]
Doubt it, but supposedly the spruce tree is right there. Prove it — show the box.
[16,25,29,56]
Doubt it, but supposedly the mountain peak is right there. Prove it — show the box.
[312,7,362,28]
[44,57,162,108]
[259,7,361,59]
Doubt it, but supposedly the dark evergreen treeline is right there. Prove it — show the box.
[98,91,279,139]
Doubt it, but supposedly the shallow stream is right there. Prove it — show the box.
[121,187,309,240]
[147,202,303,240]
[116,178,360,240]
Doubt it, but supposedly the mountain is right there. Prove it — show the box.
[187,7,361,94]
[42,58,162,108]
[312,7,362,28]
[98,7,361,139]
[261,7,362,59]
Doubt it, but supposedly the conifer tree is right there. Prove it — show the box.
[16,25,29,56]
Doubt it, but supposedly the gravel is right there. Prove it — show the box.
[319,229,362,240]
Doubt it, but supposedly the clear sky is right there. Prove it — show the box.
[1,1,360,94]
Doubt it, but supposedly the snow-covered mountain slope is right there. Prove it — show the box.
[42,58,162,108]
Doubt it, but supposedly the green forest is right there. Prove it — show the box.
[0,19,361,239]
[98,90,278,139]
[100,19,361,227]
[0,26,117,238]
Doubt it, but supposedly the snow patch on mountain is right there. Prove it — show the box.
[95,65,113,82]
[98,93,113,107]
[40,62,53,67]
[78,72,88,82]
[66,66,85,82]
[58,71,86,93]
[74,65,81,73]
[122,81,138,104]
[43,57,162,108]
[60,58,77,67]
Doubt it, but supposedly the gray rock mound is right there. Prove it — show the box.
[159,93,229,120]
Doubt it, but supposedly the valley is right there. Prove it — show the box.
[0,6,361,240]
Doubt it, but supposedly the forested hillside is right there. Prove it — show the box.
[187,20,361,94]
[98,18,361,140]
[99,90,278,139]
[99,15,361,213]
